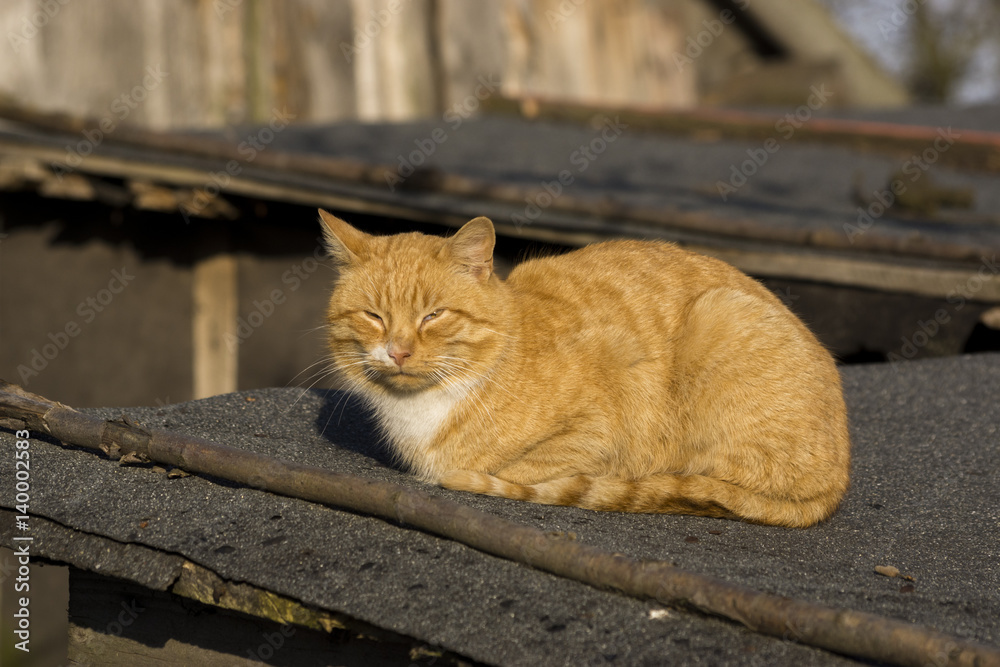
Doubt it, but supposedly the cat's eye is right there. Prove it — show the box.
[423,309,444,323]
[363,311,383,325]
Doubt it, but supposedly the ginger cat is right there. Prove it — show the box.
[319,209,850,527]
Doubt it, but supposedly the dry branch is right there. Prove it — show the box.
[1,380,997,667]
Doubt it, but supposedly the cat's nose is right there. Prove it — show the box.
[388,346,412,367]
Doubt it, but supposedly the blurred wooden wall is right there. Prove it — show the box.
[0,0,703,129]
[0,0,906,128]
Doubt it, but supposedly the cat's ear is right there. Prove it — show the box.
[446,216,495,281]
[318,209,367,264]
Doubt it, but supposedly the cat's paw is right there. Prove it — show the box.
[439,470,535,501]
[438,469,491,493]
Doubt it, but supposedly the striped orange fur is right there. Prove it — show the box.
[319,210,851,527]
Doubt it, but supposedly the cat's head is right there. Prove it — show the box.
[319,209,509,396]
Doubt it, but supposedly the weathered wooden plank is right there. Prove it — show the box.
[192,240,238,399]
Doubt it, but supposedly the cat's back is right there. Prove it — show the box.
[506,239,722,312]
[502,239,814,363]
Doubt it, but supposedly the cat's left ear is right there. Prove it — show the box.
[446,216,495,282]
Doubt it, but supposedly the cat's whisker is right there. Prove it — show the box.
[431,355,519,407]
[433,361,476,380]
[331,389,358,429]
[433,356,485,375]
[434,355,480,369]
[284,365,342,418]
[464,381,497,433]
[322,381,362,435]
[319,389,343,437]
[290,370,340,397]
[334,360,374,370]
[295,324,332,336]
[480,328,516,340]
[287,361,336,386]
[285,354,342,386]
[333,351,372,360]
[448,362,517,403]
[285,349,375,415]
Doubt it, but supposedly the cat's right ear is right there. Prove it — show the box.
[318,209,367,264]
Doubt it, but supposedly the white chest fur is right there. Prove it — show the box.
[370,386,467,478]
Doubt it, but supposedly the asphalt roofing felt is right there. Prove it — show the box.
[254,110,1000,233]
[2,353,999,665]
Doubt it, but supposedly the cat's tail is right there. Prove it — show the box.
[438,470,842,528]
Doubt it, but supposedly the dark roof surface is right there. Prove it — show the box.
[2,353,999,665]
[816,104,1000,133]
[4,104,999,265]
[256,113,1000,254]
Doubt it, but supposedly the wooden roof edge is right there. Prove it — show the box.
[5,93,1000,179]
[482,95,1000,172]
[0,96,391,185]
[0,507,460,659]
[3,138,998,304]
[1,105,998,273]
[747,0,911,107]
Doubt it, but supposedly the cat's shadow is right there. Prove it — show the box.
[308,388,397,468]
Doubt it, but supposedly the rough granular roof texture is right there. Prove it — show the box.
[2,353,999,666]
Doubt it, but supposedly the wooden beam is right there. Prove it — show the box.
[688,244,1000,303]
[192,246,238,399]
